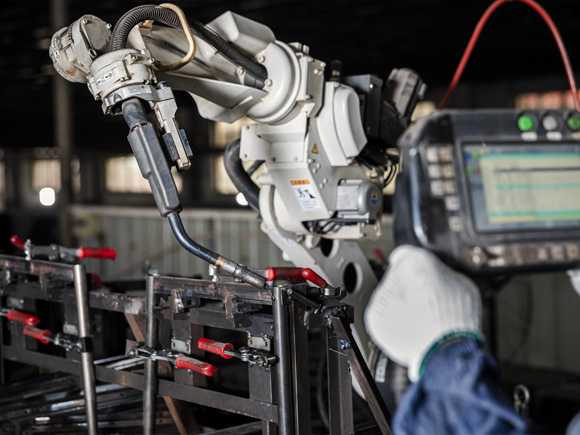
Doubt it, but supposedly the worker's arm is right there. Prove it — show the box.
[365,246,528,435]
[394,335,526,435]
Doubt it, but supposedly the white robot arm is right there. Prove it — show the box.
[49,5,424,300]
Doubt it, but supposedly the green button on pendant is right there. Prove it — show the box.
[517,114,535,132]
[567,114,580,131]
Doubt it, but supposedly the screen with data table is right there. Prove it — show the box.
[463,144,580,232]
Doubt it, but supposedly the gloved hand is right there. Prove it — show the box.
[365,245,482,382]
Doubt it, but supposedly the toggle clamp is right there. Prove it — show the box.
[265,267,343,298]
[127,346,217,377]
[10,234,117,263]
[197,338,278,368]
[0,308,40,327]
[23,325,82,353]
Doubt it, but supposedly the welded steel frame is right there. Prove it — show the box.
[0,255,281,431]
[0,254,391,434]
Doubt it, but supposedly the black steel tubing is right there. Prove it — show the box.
[325,319,354,434]
[289,302,311,434]
[272,286,293,435]
[72,264,98,435]
[330,316,393,435]
[143,274,158,435]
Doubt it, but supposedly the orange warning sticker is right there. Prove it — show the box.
[290,178,321,210]
[290,179,311,186]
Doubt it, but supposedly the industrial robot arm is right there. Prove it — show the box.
[49,4,425,298]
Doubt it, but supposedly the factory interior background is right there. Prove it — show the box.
[0,0,580,433]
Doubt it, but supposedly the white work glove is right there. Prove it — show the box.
[365,245,482,382]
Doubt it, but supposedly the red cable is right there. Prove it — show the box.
[439,0,580,111]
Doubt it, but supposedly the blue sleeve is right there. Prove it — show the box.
[393,338,528,435]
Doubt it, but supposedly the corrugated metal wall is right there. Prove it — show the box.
[71,206,287,279]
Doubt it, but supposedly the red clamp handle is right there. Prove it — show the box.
[77,247,117,261]
[23,326,52,345]
[265,267,328,288]
[10,235,26,251]
[197,338,234,359]
[175,356,217,377]
[6,309,40,327]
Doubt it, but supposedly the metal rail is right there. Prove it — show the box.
[143,274,158,435]
[72,264,98,435]
[272,286,293,435]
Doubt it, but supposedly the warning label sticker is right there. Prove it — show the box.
[290,179,321,211]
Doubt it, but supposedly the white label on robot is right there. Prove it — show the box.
[290,179,322,211]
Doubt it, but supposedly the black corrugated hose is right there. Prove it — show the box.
[224,139,261,212]
[109,4,267,85]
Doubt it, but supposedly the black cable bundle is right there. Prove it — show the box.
[224,139,261,212]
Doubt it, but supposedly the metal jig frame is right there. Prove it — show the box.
[0,254,391,434]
